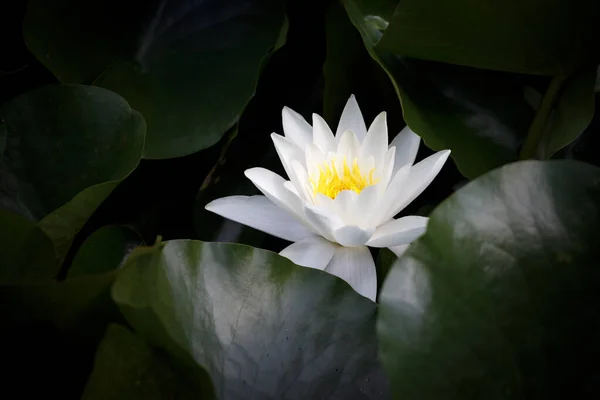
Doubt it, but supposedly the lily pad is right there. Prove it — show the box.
[24,0,286,159]
[0,84,145,262]
[378,160,600,398]
[538,67,597,158]
[82,324,204,400]
[375,0,597,75]
[0,209,56,282]
[1,271,121,398]
[341,0,598,178]
[113,240,390,399]
[69,225,144,278]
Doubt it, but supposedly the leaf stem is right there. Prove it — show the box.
[519,75,564,160]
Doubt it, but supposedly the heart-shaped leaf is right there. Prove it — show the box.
[341,0,598,178]
[82,324,206,400]
[69,225,144,278]
[374,0,598,76]
[537,67,597,158]
[378,160,600,398]
[113,241,390,399]
[0,209,56,282]
[24,0,286,159]
[0,84,145,262]
[1,271,121,398]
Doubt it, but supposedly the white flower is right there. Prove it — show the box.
[205,95,450,301]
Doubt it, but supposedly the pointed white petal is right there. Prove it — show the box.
[244,167,303,218]
[367,216,428,247]
[305,143,326,174]
[371,164,411,225]
[332,225,375,247]
[336,95,368,142]
[282,106,312,150]
[388,244,410,258]
[303,203,341,242]
[380,146,396,190]
[383,150,451,221]
[313,114,336,154]
[389,125,421,174]
[332,189,359,224]
[336,130,361,160]
[354,185,381,228]
[326,245,377,301]
[280,235,337,270]
[290,160,314,202]
[205,195,313,242]
[361,112,388,166]
[283,180,301,197]
[271,133,304,181]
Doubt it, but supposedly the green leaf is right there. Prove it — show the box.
[82,324,204,400]
[378,160,600,398]
[113,241,390,399]
[69,225,144,278]
[342,0,535,178]
[374,248,396,293]
[374,0,596,76]
[323,1,403,128]
[1,271,122,397]
[539,68,597,158]
[0,123,6,160]
[24,0,286,159]
[0,84,145,262]
[0,209,56,282]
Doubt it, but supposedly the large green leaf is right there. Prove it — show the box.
[375,0,598,76]
[0,84,145,262]
[69,225,144,278]
[1,271,121,398]
[82,324,202,400]
[537,68,597,158]
[323,1,405,132]
[24,0,286,159]
[113,241,390,399]
[378,160,600,399]
[0,123,6,160]
[0,209,56,282]
[342,0,536,178]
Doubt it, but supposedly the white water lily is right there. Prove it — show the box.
[205,95,450,301]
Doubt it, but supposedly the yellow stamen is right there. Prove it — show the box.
[310,158,378,199]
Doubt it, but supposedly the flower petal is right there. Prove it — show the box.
[380,146,396,190]
[313,114,336,154]
[336,95,368,142]
[371,164,411,225]
[326,245,377,301]
[305,143,325,173]
[332,225,375,247]
[337,129,361,160]
[205,195,313,242]
[366,216,429,247]
[383,150,451,221]
[303,203,341,242]
[290,160,314,202]
[331,189,359,224]
[388,244,410,258]
[361,112,388,167]
[389,125,421,175]
[282,106,312,150]
[271,133,304,182]
[244,167,303,218]
[354,185,381,228]
[280,235,337,270]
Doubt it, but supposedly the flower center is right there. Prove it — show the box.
[310,158,378,199]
